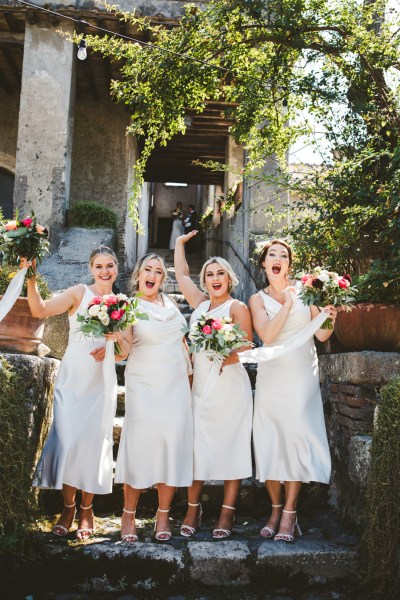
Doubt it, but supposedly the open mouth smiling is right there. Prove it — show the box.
[212,283,222,290]
[272,264,281,275]
[145,280,155,289]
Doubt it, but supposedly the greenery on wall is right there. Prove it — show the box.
[361,376,400,598]
[69,201,118,232]
[0,264,51,298]
[0,357,37,558]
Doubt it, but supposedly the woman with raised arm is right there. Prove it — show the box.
[22,247,128,541]
[114,253,193,543]
[248,239,335,543]
[174,231,253,539]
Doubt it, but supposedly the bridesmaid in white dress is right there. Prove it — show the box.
[24,247,126,541]
[174,231,253,539]
[248,239,336,542]
[114,253,193,542]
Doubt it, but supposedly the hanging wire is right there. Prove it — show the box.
[15,0,231,73]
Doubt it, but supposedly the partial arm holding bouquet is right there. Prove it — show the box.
[185,313,253,361]
[296,267,357,329]
[77,293,148,354]
[0,212,49,277]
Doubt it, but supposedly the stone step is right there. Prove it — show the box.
[19,510,359,597]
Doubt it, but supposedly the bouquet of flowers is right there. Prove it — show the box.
[296,267,357,329]
[0,212,49,277]
[172,208,183,219]
[77,293,148,354]
[185,313,252,360]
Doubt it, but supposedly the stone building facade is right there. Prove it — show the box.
[0,0,281,299]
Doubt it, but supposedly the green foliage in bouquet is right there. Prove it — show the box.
[361,376,400,598]
[0,264,51,299]
[69,201,118,232]
[0,357,37,559]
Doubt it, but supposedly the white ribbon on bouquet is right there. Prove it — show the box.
[0,267,28,321]
[239,309,329,364]
[101,339,118,438]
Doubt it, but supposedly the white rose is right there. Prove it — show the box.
[100,304,108,312]
[100,315,110,326]
[117,293,128,301]
[222,323,234,332]
[88,304,101,317]
[318,271,330,283]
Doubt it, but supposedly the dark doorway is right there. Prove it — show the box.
[0,169,14,218]
[156,217,173,248]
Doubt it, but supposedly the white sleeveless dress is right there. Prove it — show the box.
[33,285,116,494]
[115,295,193,488]
[253,291,331,483]
[190,299,253,480]
[169,218,184,249]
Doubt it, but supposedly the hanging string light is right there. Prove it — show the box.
[77,38,87,61]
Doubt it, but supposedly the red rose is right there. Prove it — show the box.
[212,319,222,330]
[110,310,123,320]
[21,217,33,227]
[202,325,212,334]
[91,296,103,305]
[311,278,324,289]
[338,277,349,289]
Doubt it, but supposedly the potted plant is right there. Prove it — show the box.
[0,265,51,354]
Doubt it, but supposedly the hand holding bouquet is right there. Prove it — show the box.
[296,267,357,329]
[185,313,252,360]
[0,212,49,277]
[77,293,148,354]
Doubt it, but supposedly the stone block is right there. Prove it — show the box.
[337,413,371,434]
[57,228,115,263]
[349,434,372,487]
[188,540,251,585]
[42,312,69,359]
[337,402,374,422]
[319,351,400,385]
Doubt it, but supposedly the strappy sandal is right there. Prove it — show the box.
[274,509,302,543]
[121,507,138,543]
[154,508,172,542]
[260,503,283,539]
[52,502,76,537]
[212,504,235,539]
[76,504,94,541]
[180,502,203,538]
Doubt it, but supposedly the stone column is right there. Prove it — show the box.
[13,22,76,247]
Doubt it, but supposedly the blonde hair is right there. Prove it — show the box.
[199,257,239,293]
[89,246,118,266]
[131,253,168,291]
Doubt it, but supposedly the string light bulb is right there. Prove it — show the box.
[77,39,87,61]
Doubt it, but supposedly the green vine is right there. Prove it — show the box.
[361,376,400,598]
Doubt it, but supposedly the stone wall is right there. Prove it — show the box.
[319,351,400,524]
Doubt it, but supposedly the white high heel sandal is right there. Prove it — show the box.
[212,504,235,539]
[154,508,172,542]
[121,508,138,543]
[180,502,203,537]
[76,504,94,541]
[52,502,76,537]
[260,503,283,539]
[274,509,302,543]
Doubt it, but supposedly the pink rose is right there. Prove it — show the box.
[202,325,212,334]
[5,220,18,231]
[212,319,222,330]
[301,275,310,283]
[21,217,33,227]
[338,277,349,289]
[110,310,123,320]
[104,294,119,306]
[91,296,103,305]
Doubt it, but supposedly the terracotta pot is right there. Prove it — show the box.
[0,296,45,354]
[335,303,400,352]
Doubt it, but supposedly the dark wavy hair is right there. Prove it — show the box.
[258,239,293,287]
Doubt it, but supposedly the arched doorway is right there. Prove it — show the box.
[0,168,14,219]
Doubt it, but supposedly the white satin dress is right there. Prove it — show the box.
[115,295,193,488]
[169,218,184,249]
[33,285,116,494]
[190,299,253,481]
[253,291,331,483]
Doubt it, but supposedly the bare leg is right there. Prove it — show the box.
[121,484,142,542]
[52,484,77,536]
[213,479,241,538]
[275,481,302,539]
[77,490,95,541]
[181,480,204,535]
[260,480,284,538]
[155,483,177,540]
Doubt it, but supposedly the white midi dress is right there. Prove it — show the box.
[253,291,331,483]
[115,295,193,488]
[33,285,116,494]
[190,299,253,481]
